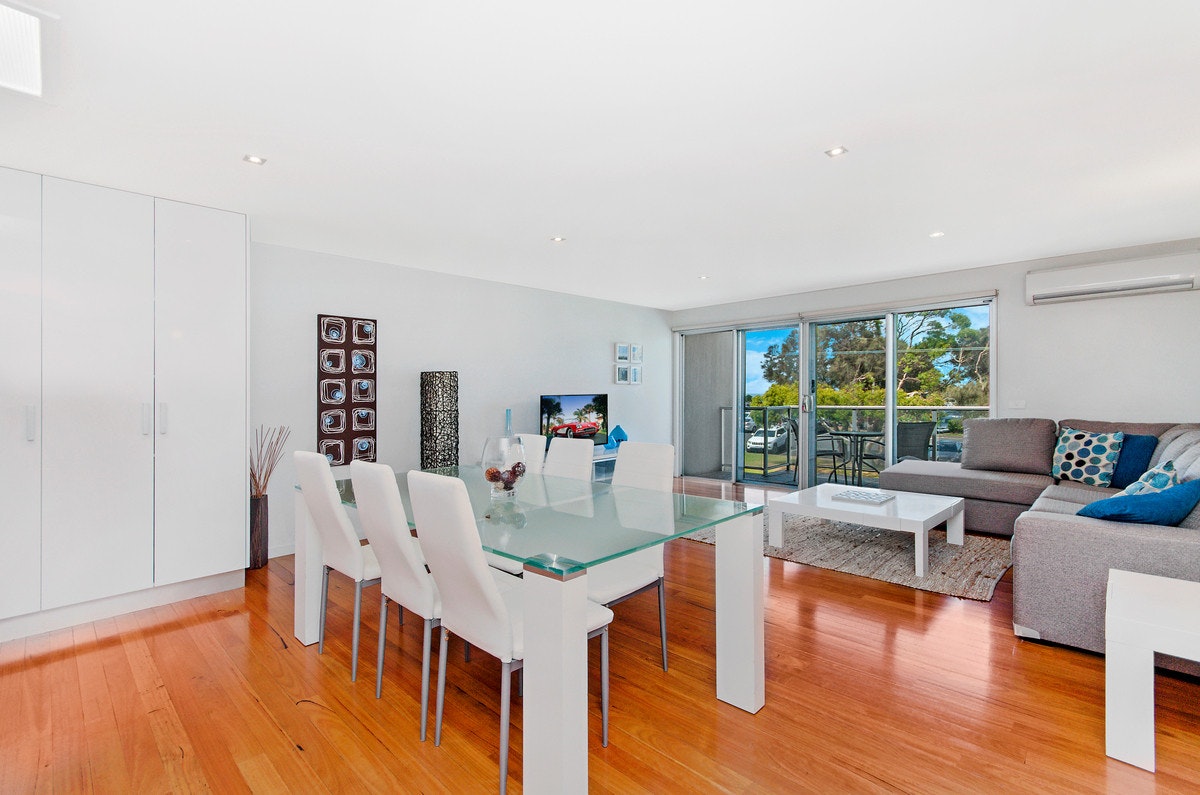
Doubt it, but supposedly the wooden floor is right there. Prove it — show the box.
[3,477,1199,793]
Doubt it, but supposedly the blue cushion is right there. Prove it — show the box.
[1110,434,1159,489]
[1078,479,1200,525]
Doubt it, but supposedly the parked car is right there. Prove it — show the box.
[935,438,963,461]
[746,427,789,453]
[744,413,757,432]
[550,420,599,438]
[935,412,963,433]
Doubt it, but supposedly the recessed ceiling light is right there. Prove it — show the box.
[929,231,945,238]
[824,146,848,158]
[699,275,709,280]
[0,4,43,97]
[242,154,267,165]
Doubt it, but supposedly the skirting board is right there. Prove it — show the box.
[0,569,245,643]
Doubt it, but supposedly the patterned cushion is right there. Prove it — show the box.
[1121,459,1178,496]
[1052,427,1124,487]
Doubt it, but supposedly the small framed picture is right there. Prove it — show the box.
[615,342,630,363]
[630,365,642,384]
[615,365,631,384]
[629,343,642,363]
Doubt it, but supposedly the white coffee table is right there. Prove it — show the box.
[766,483,964,577]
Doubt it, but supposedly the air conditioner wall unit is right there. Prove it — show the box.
[1025,252,1199,305]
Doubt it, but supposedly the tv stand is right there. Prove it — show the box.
[593,448,617,481]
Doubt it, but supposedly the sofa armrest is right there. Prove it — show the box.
[1012,510,1200,656]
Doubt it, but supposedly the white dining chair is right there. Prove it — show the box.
[294,451,381,682]
[407,470,614,795]
[587,441,675,670]
[543,436,594,481]
[351,460,520,739]
[516,432,546,475]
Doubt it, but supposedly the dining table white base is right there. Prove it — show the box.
[294,490,323,644]
[715,512,765,712]
[520,511,764,793]
[522,567,590,793]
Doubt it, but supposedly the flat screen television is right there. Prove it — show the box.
[539,393,608,446]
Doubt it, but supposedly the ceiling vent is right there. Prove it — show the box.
[1025,252,1199,306]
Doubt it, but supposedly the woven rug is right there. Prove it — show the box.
[686,514,1012,601]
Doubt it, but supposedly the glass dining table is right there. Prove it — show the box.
[293,465,765,794]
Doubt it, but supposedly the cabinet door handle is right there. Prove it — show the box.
[159,402,168,435]
[25,405,36,441]
[142,403,152,435]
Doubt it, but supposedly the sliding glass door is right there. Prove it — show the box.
[680,330,736,480]
[739,326,801,486]
[806,300,991,486]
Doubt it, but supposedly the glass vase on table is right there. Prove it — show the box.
[481,436,527,500]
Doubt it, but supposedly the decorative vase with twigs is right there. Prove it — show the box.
[248,425,291,569]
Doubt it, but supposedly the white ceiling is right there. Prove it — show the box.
[3,1,1199,311]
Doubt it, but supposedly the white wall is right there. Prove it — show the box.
[250,243,672,556]
[670,238,1200,424]
[255,236,1199,556]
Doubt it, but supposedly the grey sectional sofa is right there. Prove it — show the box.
[880,418,1200,675]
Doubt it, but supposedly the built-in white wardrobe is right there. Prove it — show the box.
[0,166,247,630]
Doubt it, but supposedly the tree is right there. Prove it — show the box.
[540,396,563,431]
[814,319,886,389]
[945,325,990,387]
[760,329,800,387]
[813,309,990,427]
[748,382,799,407]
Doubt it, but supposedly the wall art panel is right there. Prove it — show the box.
[317,314,377,464]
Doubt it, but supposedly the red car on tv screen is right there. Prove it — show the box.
[550,421,599,438]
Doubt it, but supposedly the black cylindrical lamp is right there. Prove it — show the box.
[420,371,459,469]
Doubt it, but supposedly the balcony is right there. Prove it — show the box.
[740,404,986,488]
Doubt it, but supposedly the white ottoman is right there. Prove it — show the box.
[1105,568,1200,772]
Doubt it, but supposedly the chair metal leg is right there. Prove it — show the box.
[500,661,512,795]
[351,580,363,681]
[318,565,330,654]
[518,668,523,698]
[420,618,433,742]
[435,628,449,746]
[657,577,668,671]
[397,604,404,626]
[375,594,388,698]
[601,627,610,747]
[464,640,471,662]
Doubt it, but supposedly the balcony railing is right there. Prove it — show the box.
[740,403,988,486]
[741,405,801,484]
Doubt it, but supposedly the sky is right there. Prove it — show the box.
[543,393,607,423]
[744,327,793,398]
